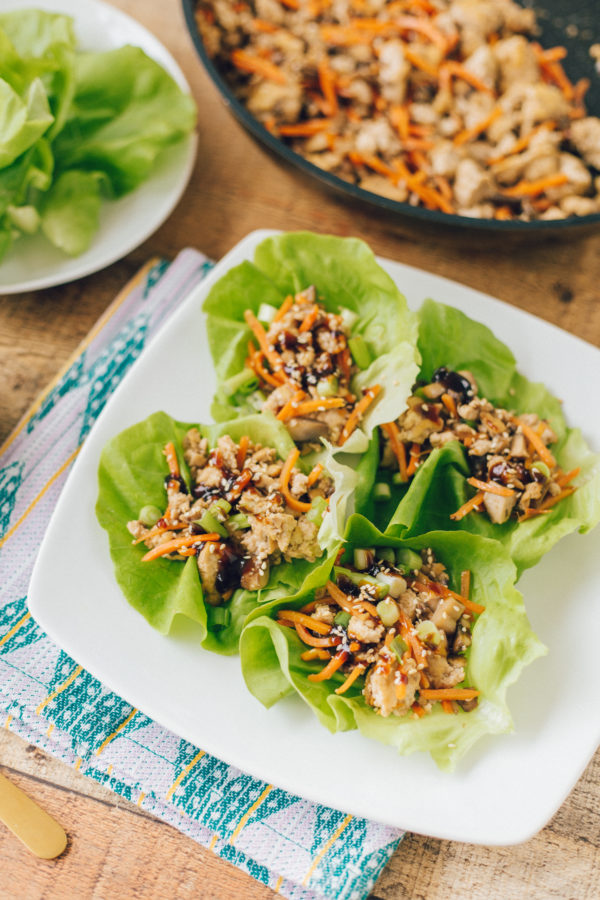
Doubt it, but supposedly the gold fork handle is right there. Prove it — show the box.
[0,771,67,859]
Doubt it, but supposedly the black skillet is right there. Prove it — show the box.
[182,0,600,235]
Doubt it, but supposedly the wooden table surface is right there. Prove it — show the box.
[1,1,599,897]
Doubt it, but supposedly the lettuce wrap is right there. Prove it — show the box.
[204,231,420,454]
[371,300,600,574]
[96,411,355,654]
[240,514,546,770]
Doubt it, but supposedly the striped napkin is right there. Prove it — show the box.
[0,250,403,899]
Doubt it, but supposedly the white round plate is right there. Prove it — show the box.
[0,0,197,294]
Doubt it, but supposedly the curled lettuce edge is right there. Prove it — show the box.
[96,410,353,655]
[203,231,421,453]
[379,300,600,575]
[240,515,547,771]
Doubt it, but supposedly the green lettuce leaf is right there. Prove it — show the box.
[96,411,350,654]
[40,169,103,255]
[205,232,420,453]
[53,46,196,197]
[240,514,546,770]
[0,77,54,168]
[383,301,600,574]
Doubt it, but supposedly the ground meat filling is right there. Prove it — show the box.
[277,547,481,717]
[381,366,578,523]
[245,288,380,447]
[127,432,333,606]
[195,0,600,222]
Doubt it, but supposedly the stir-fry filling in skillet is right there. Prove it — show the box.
[380,366,579,523]
[196,0,600,221]
[243,287,380,447]
[128,432,333,604]
[277,546,482,716]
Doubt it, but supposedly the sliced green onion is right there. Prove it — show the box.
[376,597,399,627]
[334,566,388,599]
[376,572,407,598]
[139,505,162,528]
[257,302,279,324]
[196,510,228,538]
[374,482,391,502]
[339,306,359,331]
[222,367,259,398]
[348,335,372,370]
[392,471,409,485]
[316,375,339,397]
[334,610,351,627]
[307,495,328,525]
[531,460,551,479]
[353,548,373,571]
[210,606,231,627]
[377,547,396,566]
[7,204,40,235]
[395,548,422,572]
[210,498,231,518]
[390,636,408,662]
[227,512,250,530]
[416,619,442,646]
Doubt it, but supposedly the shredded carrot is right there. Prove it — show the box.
[280,447,312,512]
[450,490,485,521]
[299,304,321,333]
[273,295,294,322]
[539,57,574,100]
[231,49,286,85]
[398,611,427,668]
[494,205,513,220]
[381,421,408,482]
[317,58,338,116]
[236,435,250,470]
[412,703,426,718]
[281,396,346,421]
[513,417,556,468]
[392,15,449,52]
[403,46,439,78]
[133,523,187,545]
[244,309,285,376]
[395,681,407,701]
[294,622,341,648]
[307,463,324,488]
[557,467,580,487]
[517,507,548,522]
[301,648,331,661]
[326,579,356,614]
[460,570,471,601]
[434,175,453,202]
[441,392,457,417]
[453,106,502,146]
[442,700,456,714]
[253,18,279,33]
[320,24,372,45]
[277,0,299,8]
[278,119,333,137]
[406,444,421,478]
[335,666,365,694]
[308,651,348,682]
[247,350,285,388]
[338,384,381,446]
[276,389,307,422]
[539,487,575,511]
[276,610,332,634]
[467,477,515,498]
[503,173,568,198]
[441,61,495,95]
[353,597,380,618]
[488,122,556,165]
[389,105,410,141]
[164,442,180,477]
[419,688,480,701]
[416,577,485,616]
[141,533,219,562]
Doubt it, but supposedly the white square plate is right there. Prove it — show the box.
[28,230,600,844]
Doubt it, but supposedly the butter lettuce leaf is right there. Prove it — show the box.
[205,232,420,454]
[382,301,600,574]
[240,515,546,770]
[96,411,350,654]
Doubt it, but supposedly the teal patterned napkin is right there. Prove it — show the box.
[0,250,402,899]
